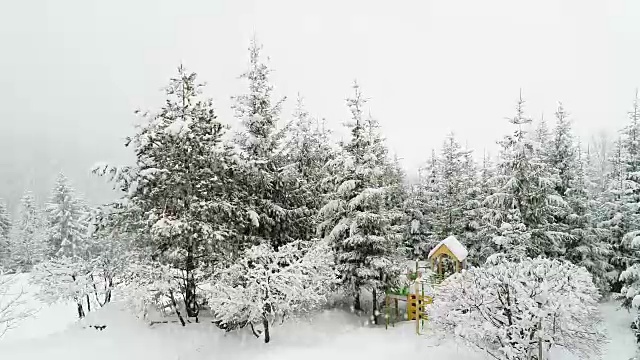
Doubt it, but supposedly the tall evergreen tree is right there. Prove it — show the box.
[402,181,434,259]
[282,95,337,222]
[0,199,11,268]
[403,152,441,259]
[45,173,88,258]
[564,146,611,291]
[9,191,46,271]
[486,93,567,259]
[460,144,482,245]
[232,38,313,251]
[94,66,240,319]
[600,137,632,290]
[318,82,401,319]
[532,114,551,159]
[547,103,576,197]
[432,133,467,239]
[606,92,640,292]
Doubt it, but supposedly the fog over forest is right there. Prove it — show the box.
[2,0,638,212]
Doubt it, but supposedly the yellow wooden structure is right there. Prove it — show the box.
[427,235,468,279]
[407,293,432,320]
[385,237,469,335]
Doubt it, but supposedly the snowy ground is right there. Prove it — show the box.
[0,274,637,360]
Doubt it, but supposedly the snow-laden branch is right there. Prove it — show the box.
[0,273,34,338]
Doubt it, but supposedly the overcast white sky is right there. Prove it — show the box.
[1,0,639,210]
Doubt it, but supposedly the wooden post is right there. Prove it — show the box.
[415,280,420,335]
[394,298,399,326]
[385,294,389,330]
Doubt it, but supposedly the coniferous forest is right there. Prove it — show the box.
[2,39,640,360]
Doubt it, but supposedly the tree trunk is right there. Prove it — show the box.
[104,276,113,304]
[263,316,270,344]
[354,290,362,312]
[169,289,186,327]
[77,302,85,319]
[372,288,378,325]
[184,252,199,319]
[86,294,91,312]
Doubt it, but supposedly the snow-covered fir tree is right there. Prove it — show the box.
[459,144,482,249]
[601,95,640,292]
[546,103,576,197]
[45,173,88,258]
[564,146,611,291]
[0,199,11,268]
[232,38,314,251]
[402,180,434,259]
[486,94,568,259]
[432,133,467,239]
[281,94,337,227]
[615,92,640,310]
[600,137,630,290]
[469,151,503,263]
[318,81,402,319]
[532,114,551,160]
[94,66,241,319]
[404,149,441,258]
[9,191,46,271]
[584,133,612,234]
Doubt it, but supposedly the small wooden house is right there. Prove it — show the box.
[427,235,468,277]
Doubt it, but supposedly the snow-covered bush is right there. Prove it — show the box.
[118,259,190,325]
[206,239,337,343]
[429,257,605,360]
[31,257,95,319]
[0,272,33,338]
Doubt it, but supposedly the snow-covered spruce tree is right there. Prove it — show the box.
[563,146,612,292]
[430,257,606,360]
[93,66,241,320]
[616,93,640,317]
[232,39,314,251]
[531,115,551,161]
[485,94,568,259]
[377,135,408,268]
[8,191,46,271]
[207,239,337,343]
[404,149,441,258]
[586,131,612,205]
[600,137,631,290]
[459,144,483,251]
[601,95,640,292]
[618,237,640,342]
[280,95,337,229]
[0,199,11,269]
[45,173,88,258]
[284,94,336,186]
[470,151,503,264]
[318,81,401,319]
[432,133,467,239]
[402,180,435,259]
[546,103,576,197]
